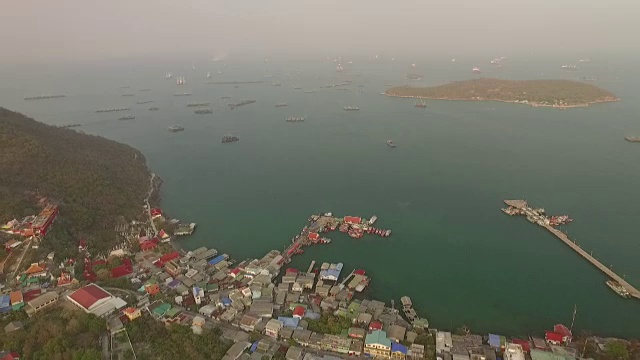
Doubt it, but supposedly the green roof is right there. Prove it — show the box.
[365,330,391,348]
[531,350,575,360]
[165,308,181,318]
[347,301,361,313]
[153,303,171,316]
[206,283,219,291]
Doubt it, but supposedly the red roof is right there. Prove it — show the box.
[512,339,530,353]
[293,306,305,317]
[150,208,163,216]
[553,324,572,338]
[308,232,320,241]
[369,321,383,331]
[230,268,241,275]
[140,240,158,251]
[111,265,133,278]
[545,331,564,343]
[160,251,180,263]
[68,284,111,310]
[92,259,107,267]
[22,289,41,302]
[83,269,97,282]
[354,269,366,275]
[286,268,298,274]
[344,216,361,224]
[1,352,21,360]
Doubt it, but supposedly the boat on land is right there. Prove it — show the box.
[386,140,396,148]
[168,125,184,132]
[222,134,239,143]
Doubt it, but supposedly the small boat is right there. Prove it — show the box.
[386,140,396,148]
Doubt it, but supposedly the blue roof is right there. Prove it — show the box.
[392,343,408,355]
[250,341,259,353]
[278,316,300,328]
[222,297,232,306]
[488,334,501,348]
[168,279,180,288]
[208,255,227,266]
[0,295,10,308]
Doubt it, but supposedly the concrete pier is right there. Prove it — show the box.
[504,200,640,299]
[307,261,316,274]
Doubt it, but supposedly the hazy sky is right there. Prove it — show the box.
[2,0,638,63]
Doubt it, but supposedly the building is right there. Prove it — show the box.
[0,351,21,360]
[436,331,453,354]
[265,319,283,339]
[320,335,352,354]
[224,341,251,360]
[67,284,125,317]
[365,330,392,358]
[348,327,366,339]
[350,339,364,356]
[239,314,261,332]
[24,263,47,278]
[123,307,141,321]
[9,291,23,311]
[504,343,526,360]
[409,344,425,360]
[4,321,24,333]
[286,346,304,360]
[24,291,58,317]
[293,306,305,319]
[391,343,408,360]
[388,325,406,342]
[546,324,572,345]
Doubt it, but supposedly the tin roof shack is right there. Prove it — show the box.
[388,324,407,343]
[530,350,573,360]
[293,329,312,346]
[249,300,273,318]
[321,334,352,354]
[308,332,326,350]
[0,295,11,314]
[286,346,304,360]
[224,341,251,360]
[356,312,372,327]
[409,344,425,360]
[349,327,366,339]
[4,321,24,333]
[451,334,482,360]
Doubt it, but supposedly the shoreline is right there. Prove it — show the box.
[384,93,621,109]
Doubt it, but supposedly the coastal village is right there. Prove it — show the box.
[0,196,630,360]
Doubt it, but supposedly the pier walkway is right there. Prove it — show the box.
[505,200,640,300]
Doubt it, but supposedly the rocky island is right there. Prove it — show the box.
[385,78,619,108]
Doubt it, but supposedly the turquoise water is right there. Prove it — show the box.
[2,55,640,337]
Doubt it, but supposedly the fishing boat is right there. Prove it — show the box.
[386,140,396,148]
[415,99,427,108]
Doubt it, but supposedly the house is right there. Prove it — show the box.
[111,258,133,279]
[239,314,261,332]
[140,240,158,252]
[165,260,182,277]
[67,284,125,317]
[388,324,406,343]
[123,307,141,321]
[286,346,304,360]
[0,351,21,360]
[365,330,392,359]
[24,291,59,317]
[545,332,565,346]
[369,321,383,331]
[25,263,47,278]
[249,300,273,318]
[9,291,23,311]
[436,332,453,354]
[4,321,24,333]
[265,318,284,339]
[409,344,425,360]
[343,216,361,224]
[391,343,408,360]
[348,327,366,339]
[350,339,364,356]
[278,316,300,328]
[293,306,305,319]
[293,329,312,346]
[145,283,160,296]
[504,343,526,360]
[356,312,372,326]
[224,341,251,360]
[552,324,572,344]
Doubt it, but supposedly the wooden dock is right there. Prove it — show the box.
[307,260,316,274]
[505,200,640,300]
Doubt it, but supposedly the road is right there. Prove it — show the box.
[9,238,33,278]
[145,173,157,235]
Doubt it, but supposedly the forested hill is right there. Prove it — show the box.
[0,107,150,254]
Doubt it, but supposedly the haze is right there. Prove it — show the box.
[2,0,638,64]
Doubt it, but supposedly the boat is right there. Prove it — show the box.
[95,107,130,113]
[343,106,359,111]
[149,107,159,111]
[275,103,288,107]
[368,216,377,225]
[386,140,396,148]
[121,94,135,97]
[194,109,213,114]
[451,58,456,62]
[561,65,578,71]
[59,123,81,128]
[207,72,211,79]
[222,134,239,143]
[136,101,154,104]
[118,115,135,121]
[221,96,231,100]
[415,99,427,108]
[606,280,631,298]
[173,92,192,97]
[472,67,481,74]
[286,116,305,122]
[336,64,344,72]
[579,58,591,63]
[176,76,186,85]
[272,82,281,87]
[187,102,210,107]
[168,125,184,132]
[624,136,640,143]
[292,86,302,90]
[24,94,66,101]
[303,89,316,93]
[228,99,256,110]
[165,72,173,79]
[405,74,423,81]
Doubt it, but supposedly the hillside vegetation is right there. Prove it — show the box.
[0,108,150,256]
[386,78,618,107]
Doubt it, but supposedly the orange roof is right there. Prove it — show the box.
[344,216,362,224]
[10,291,23,304]
[25,263,46,274]
[308,232,320,240]
[123,307,138,314]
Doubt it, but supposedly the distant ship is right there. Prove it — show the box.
[118,115,135,121]
[187,102,210,107]
[275,103,288,107]
[303,89,316,93]
[386,140,396,148]
[343,106,359,111]
[292,86,302,90]
[136,101,154,104]
[165,72,173,79]
[176,76,186,85]
[168,125,184,132]
[624,136,640,143]
[336,64,344,72]
[579,58,591,63]
[149,107,159,111]
[222,134,239,143]
[451,58,456,62]
[194,109,213,114]
[472,67,481,74]
[24,94,66,101]
[414,99,427,108]
[173,92,192,96]
[206,72,211,79]
[286,116,305,122]
[561,65,578,71]
[228,99,256,110]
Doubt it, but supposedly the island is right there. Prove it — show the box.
[385,78,619,108]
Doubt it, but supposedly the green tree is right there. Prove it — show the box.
[606,341,630,360]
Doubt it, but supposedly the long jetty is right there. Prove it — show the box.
[504,199,640,300]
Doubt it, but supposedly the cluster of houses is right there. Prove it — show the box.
[1,204,58,239]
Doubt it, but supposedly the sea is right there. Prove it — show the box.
[1,54,639,338]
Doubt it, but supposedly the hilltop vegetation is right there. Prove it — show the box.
[386,78,619,107]
[0,108,151,257]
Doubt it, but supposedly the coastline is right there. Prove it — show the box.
[384,93,621,109]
